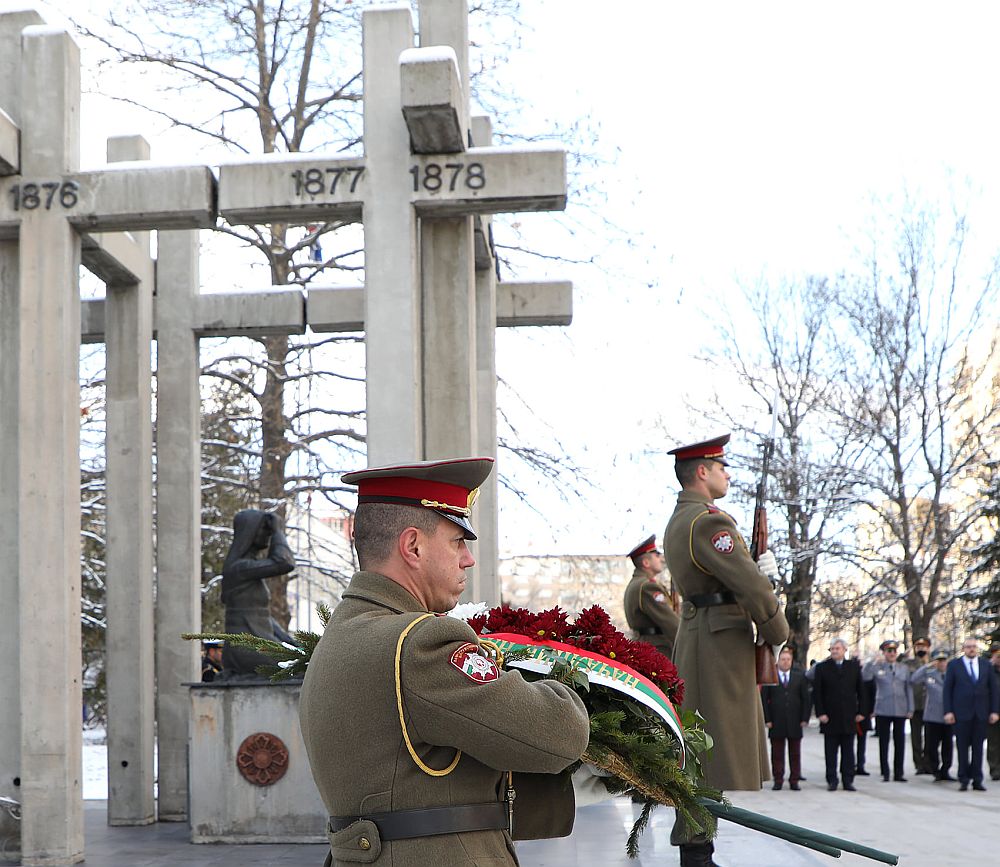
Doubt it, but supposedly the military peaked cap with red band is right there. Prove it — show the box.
[342,457,494,540]
[627,534,659,563]
[667,433,731,465]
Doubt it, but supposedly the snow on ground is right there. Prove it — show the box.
[82,728,157,801]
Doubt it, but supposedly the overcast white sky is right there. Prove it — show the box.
[491,0,1000,554]
[29,0,1000,556]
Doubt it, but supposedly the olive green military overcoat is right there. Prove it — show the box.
[664,492,789,791]
[623,568,680,657]
[299,571,591,866]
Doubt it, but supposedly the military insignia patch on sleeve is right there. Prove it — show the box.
[711,530,735,554]
[450,643,500,683]
[653,592,666,604]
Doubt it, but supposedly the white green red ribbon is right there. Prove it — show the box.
[484,632,685,765]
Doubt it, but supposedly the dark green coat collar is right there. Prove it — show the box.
[341,570,426,614]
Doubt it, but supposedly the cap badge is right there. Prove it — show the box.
[450,643,500,683]
[712,530,735,554]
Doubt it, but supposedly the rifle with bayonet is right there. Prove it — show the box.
[751,389,780,684]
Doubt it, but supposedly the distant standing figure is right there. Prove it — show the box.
[855,676,876,776]
[986,642,1000,781]
[812,638,866,791]
[903,636,933,775]
[911,648,954,781]
[863,639,913,782]
[942,637,1000,791]
[220,509,296,677]
[761,647,811,790]
[623,534,679,656]
[201,640,224,682]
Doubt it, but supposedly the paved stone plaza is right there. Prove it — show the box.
[5,725,994,866]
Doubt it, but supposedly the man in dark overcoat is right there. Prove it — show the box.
[299,458,591,866]
[623,534,679,656]
[761,646,811,790]
[812,638,866,791]
[943,637,1000,791]
[664,434,789,867]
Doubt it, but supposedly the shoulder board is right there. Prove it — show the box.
[705,505,721,513]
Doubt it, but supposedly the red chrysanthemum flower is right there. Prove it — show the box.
[466,603,687,706]
[529,607,571,641]
[467,613,488,635]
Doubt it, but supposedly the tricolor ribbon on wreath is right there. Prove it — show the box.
[480,632,685,768]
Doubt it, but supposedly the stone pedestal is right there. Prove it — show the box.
[188,682,326,843]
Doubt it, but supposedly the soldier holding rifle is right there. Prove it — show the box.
[664,433,789,867]
[623,534,680,656]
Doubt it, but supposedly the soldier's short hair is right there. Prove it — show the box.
[675,458,714,486]
[353,502,442,568]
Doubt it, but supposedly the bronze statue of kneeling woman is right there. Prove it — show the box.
[220,509,297,678]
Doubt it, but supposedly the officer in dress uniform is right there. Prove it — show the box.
[664,434,789,867]
[299,458,590,867]
[863,639,914,782]
[623,534,680,656]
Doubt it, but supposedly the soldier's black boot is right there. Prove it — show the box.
[679,841,721,867]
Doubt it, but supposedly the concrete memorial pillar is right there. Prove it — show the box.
[103,135,156,827]
[217,0,572,603]
[0,8,43,860]
[363,4,423,465]
[153,230,203,821]
[15,24,86,864]
[471,114,500,604]
[0,13,215,860]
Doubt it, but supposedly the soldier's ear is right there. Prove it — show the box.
[398,526,421,567]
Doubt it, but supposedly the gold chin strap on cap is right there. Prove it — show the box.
[394,613,461,777]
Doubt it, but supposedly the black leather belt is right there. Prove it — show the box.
[329,802,507,841]
[688,591,736,608]
[636,626,660,636]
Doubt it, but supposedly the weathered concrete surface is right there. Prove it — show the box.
[104,135,156,827]
[194,288,306,336]
[0,9,43,858]
[471,114,499,605]
[217,156,365,225]
[188,683,326,843]
[0,108,17,175]
[497,280,573,327]
[0,165,217,240]
[362,4,422,466]
[400,47,465,154]
[154,230,203,822]
[17,23,85,865]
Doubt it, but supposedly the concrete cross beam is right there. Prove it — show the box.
[0,107,17,175]
[497,280,572,327]
[79,280,570,341]
[194,287,306,336]
[0,163,217,240]
[409,146,566,216]
[218,156,365,225]
[82,229,153,285]
[400,47,466,154]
